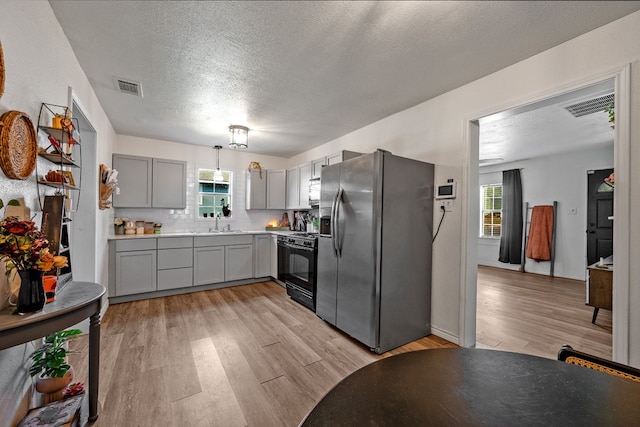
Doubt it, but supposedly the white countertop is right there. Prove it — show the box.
[108,230,300,240]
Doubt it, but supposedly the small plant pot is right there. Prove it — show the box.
[36,366,74,395]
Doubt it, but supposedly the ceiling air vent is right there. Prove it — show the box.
[113,77,143,97]
[564,93,614,118]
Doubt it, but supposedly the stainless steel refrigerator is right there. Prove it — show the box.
[317,150,434,354]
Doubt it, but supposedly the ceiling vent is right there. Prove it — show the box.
[564,93,613,118]
[113,77,143,97]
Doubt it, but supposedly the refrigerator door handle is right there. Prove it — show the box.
[335,187,344,257]
[330,188,340,257]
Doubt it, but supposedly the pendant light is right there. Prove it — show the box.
[229,125,249,149]
[213,145,224,181]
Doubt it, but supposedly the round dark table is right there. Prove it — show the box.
[300,348,640,426]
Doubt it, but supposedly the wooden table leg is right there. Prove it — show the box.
[88,311,101,422]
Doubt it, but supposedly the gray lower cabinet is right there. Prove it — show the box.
[270,234,279,280]
[111,234,261,299]
[113,239,157,296]
[253,234,271,278]
[226,245,253,281]
[193,246,225,285]
[157,237,193,290]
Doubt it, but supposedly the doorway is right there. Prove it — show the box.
[464,68,631,362]
[70,101,97,282]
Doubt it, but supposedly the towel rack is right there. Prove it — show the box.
[521,201,558,277]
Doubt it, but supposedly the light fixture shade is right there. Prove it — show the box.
[229,125,249,149]
[213,145,224,181]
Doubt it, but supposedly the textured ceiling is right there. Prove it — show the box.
[49,1,640,158]
[479,79,615,166]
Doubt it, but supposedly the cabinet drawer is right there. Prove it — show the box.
[194,235,253,247]
[158,267,193,290]
[115,238,156,252]
[158,248,193,270]
[157,236,193,249]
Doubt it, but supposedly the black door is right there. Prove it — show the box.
[586,169,613,266]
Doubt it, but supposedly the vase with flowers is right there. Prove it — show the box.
[0,217,67,314]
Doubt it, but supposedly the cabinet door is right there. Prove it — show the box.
[326,153,342,166]
[254,235,271,278]
[286,167,299,209]
[115,250,157,295]
[225,244,254,281]
[298,162,312,209]
[112,154,152,207]
[193,246,225,285]
[246,169,267,209]
[312,158,325,179]
[153,158,187,208]
[266,170,286,209]
[271,235,279,280]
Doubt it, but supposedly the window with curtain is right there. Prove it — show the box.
[481,184,502,237]
[198,169,232,218]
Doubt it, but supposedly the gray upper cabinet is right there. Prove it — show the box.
[286,167,299,209]
[246,169,267,209]
[152,158,187,208]
[112,154,152,207]
[286,163,313,209]
[326,150,362,166]
[266,170,286,209]
[298,162,312,209]
[246,169,286,210]
[113,154,186,208]
[312,158,325,179]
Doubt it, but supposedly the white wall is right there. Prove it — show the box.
[287,11,640,359]
[478,146,614,280]
[0,2,117,425]
[113,135,290,232]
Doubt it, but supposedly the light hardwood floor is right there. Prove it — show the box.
[69,281,456,426]
[476,266,612,360]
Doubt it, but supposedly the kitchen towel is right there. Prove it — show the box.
[526,205,554,261]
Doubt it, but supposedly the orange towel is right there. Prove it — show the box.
[526,205,554,261]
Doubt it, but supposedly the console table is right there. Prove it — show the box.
[587,257,613,323]
[0,281,105,422]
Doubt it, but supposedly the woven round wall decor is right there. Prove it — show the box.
[0,41,5,99]
[0,110,38,180]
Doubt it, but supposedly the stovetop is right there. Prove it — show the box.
[292,232,319,239]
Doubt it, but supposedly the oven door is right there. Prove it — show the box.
[278,239,316,310]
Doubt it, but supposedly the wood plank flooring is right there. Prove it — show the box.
[68,281,456,427]
[476,266,612,360]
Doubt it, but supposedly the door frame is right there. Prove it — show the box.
[461,64,631,363]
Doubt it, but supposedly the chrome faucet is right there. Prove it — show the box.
[215,214,219,231]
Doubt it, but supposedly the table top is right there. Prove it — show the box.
[0,281,104,350]
[300,348,640,426]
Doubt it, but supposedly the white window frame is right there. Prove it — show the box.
[480,183,502,238]
[197,168,233,219]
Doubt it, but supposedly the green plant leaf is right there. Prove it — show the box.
[0,199,4,209]
[7,199,21,206]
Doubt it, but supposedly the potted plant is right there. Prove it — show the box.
[604,103,615,128]
[29,329,82,402]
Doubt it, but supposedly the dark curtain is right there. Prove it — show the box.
[498,169,523,264]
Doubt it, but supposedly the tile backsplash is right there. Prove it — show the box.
[114,164,287,233]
